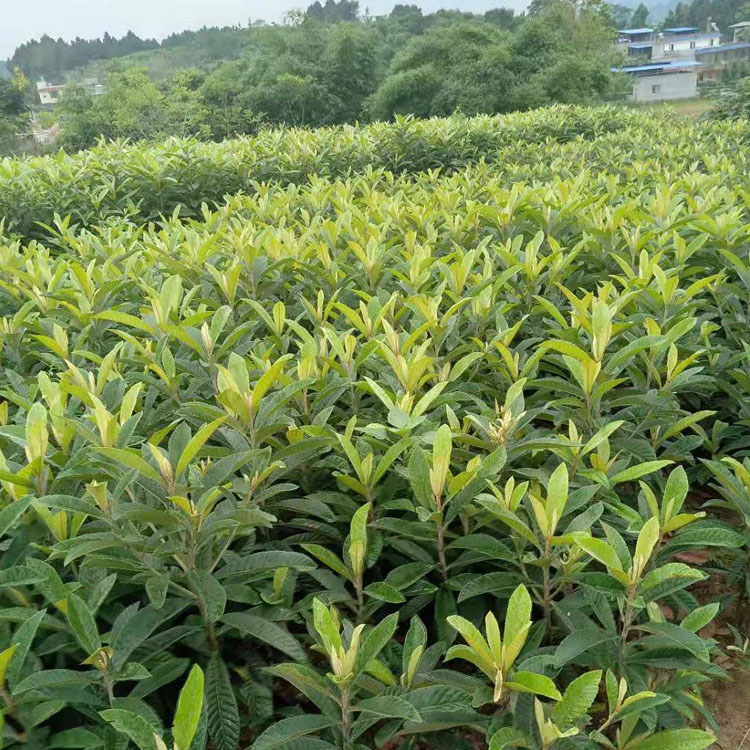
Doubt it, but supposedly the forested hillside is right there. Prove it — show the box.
[38,1,620,149]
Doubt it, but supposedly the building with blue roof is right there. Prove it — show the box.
[694,41,750,80]
[613,19,748,99]
[612,60,701,101]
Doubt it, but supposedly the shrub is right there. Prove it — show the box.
[1,105,650,242]
[0,107,748,749]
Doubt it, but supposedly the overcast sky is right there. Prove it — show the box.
[1,0,527,59]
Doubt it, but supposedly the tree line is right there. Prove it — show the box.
[50,0,620,150]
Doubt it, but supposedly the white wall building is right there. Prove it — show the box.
[36,78,104,106]
[613,60,700,101]
[729,21,750,42]
[617,26,722,61]
[36,80,66,105]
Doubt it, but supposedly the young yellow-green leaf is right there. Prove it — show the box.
[175,417,226,478]
[576,536,623,572]
[312,598,341,657]
[546,463,568,533]
[300,544,352,582]
[633,516,660,576]
[506,671,562,701]
[172,664,204,750]
[446,615,494,673]
[629,729,714,750]
[251,355,292,410]
[25,403,48,464]
[485,612,502,665]
[349,502,370,575]
[502,584,531,671]
[430,424,453,498]
[95,447,164,485]
[611,461,672,485]
[0,645,18,690]
[681,602,720,633]
[661,465,688,520]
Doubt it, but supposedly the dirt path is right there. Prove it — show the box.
[707,667,750,749]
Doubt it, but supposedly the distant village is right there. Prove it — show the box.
[614,20,750,100]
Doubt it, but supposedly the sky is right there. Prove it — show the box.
[1,0,527,60]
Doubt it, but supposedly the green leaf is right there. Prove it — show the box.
[221,612,306,662]
[0,496,33,537]
[576,536,623,572]
[629,729,714,750]
[13,669,98,695]
[489,727,527,750]
[611,461,672,485]
[634,516,660,573]
[635,622,711,661]
[505,671,562,700]
[364,582,405,603]
[6,608,46,691]
[173,664,204,750]
[554,628,617,668]
[355,612,398,676]
[96,447,163,485]
[175,417,225,477]
[206,655,240,750]
[110,600,188,670]
[265,663,339,713]
[48,728,103,748]
[66,594,101,656]
[188,571,226,624]
[100,708,159,750]
[146,574,170,609]
[301,544,352,582]
[250,715,334,750]
[681,602,720,633]
[355,695,421,722]
[639,563,705,602]
[552,670,601,725]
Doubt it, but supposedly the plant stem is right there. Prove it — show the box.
[436,520,448,580]
[619,584,637,671]
[355,572,364,623]
[340,687,351,750]
[542,539,552,636]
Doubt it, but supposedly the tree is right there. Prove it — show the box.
[369,22,517,119]
[0,69,30,155]
[390,4,426,34]
[607,2,635,27]
[0,69,28,118]
[485,8,521,30]
[322,23,380,121]
[59,68,165,148]
[629,3,650,26]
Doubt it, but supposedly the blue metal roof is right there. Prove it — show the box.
[629,43,654,48]
[617,28,654,34]
[612,60,701,73]
[663,26,699,32]
[695,41,750,53]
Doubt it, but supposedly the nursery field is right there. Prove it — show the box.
[0,106,749,750]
